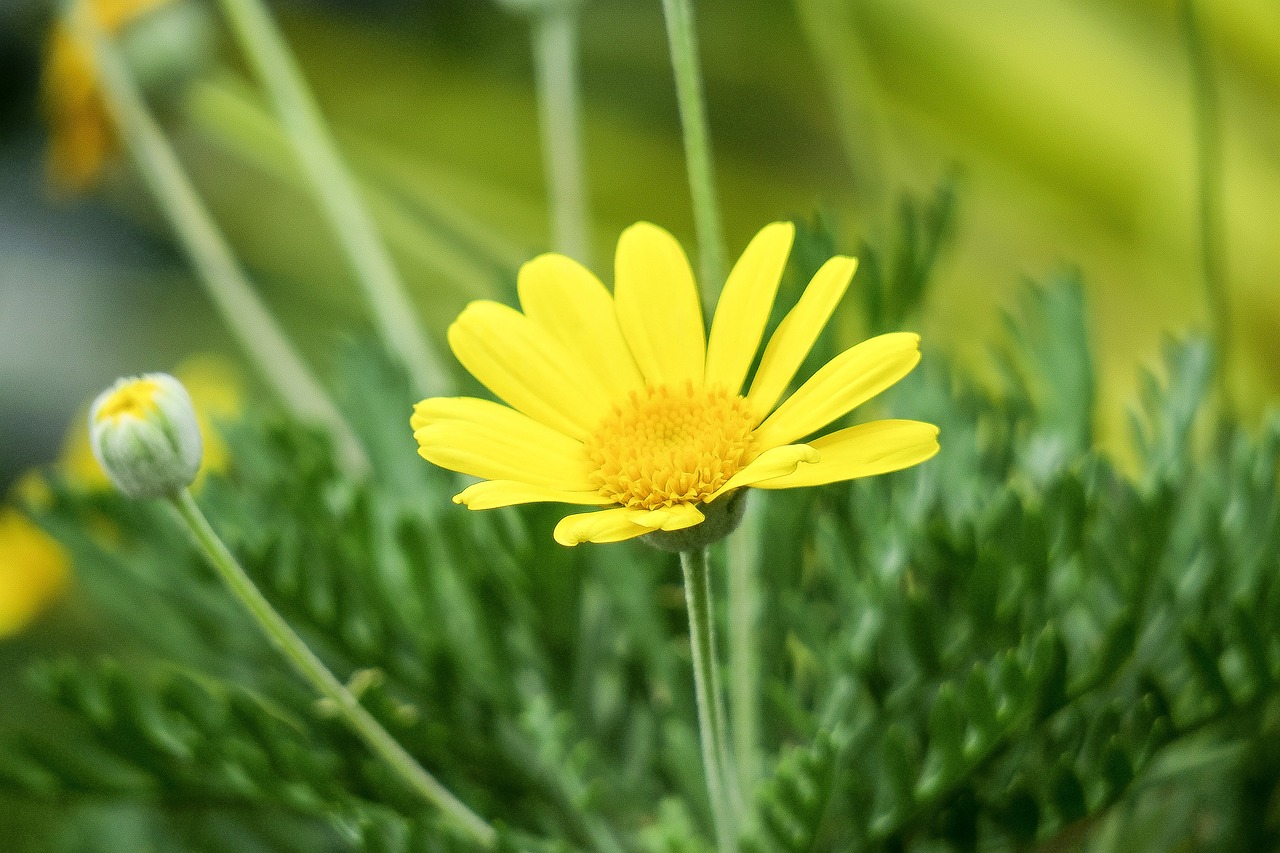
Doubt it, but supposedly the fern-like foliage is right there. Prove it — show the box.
[5,206,1280,852]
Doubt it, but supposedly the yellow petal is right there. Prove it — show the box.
[411,396,583,457]
[755,420,939,490]
[447,301,609,439]
[614,223,706,387]
[554,507,653,546]
[704,222,795,394]
[518,253,645,398]
[413,400,593,490]
[453,480,612,510]
[752,332,921,449]
[746,256,858,421]
[706,443,819,501]
[626,503,705,531]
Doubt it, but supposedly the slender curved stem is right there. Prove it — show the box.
[661,0,726,303]
[69,2,368,478]
[681,548,738,853]
[531,5,591,264]
[216,0,450,397]
[169,490,495,847]
[1179,0,1231,417]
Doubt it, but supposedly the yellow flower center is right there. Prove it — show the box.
[586,383,756,510]
[94,378,161,423]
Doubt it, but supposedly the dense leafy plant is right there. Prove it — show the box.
[4,207,1279,853]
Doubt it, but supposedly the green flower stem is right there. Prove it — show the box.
[216,0,450,397]
[530,4,592,263]
[726,500,762,795]
[70,2,368,478]
[169,489,496,848]
[680,548,738,853]
[661,0,727,302]
[1178,0,1232,417]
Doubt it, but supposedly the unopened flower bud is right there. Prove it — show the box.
[89,373,203,499]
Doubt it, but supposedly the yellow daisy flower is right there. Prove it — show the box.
[412,222,939,548]
[42,0,172,193]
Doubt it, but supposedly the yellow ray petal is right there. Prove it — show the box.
[447,301,609,439]
[626,503,705,531]
[518,253,645,398]
[704,222,795,394]
[614,222,706,387]
[755,420,939,490]
[453,480,612,510]
[752,332,921,449]
[554,507,653,546]
[746,256,858,421]
[411,396,584,454]
[706,443,819,501]
[414,415,593,491]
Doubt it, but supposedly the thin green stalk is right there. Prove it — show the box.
[530,4,591,263]
[169,489,495,847]
[681,549,738,853]
[661,0,727,302]
[726,499,762,796]
[70,2,368,478]
[1179,0,1231,417]
[216,0,450,397]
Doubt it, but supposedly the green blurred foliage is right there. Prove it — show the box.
[4,215,1280,851]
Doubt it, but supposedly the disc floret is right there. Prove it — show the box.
[586,382,755,510]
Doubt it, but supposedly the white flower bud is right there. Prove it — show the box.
[89,373,203,499]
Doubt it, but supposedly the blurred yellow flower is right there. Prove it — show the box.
[41,0,170,193]
[413,222,939,547]
[61,354,243,490]
[0,508,70,637]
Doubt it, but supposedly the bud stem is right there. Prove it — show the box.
[216,0,451,397]
[680,548,740,853]
[530,4,591,264]
[168,489,496,847]
[661,0,726,307]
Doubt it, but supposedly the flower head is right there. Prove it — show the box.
[64,356,241,491]
[42,0,210,194]
[89,372,203,498]
[412,222,939,547]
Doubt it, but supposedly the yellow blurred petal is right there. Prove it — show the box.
[707,443,820,501]
[755,420,940,489]
[96,0,171,30]
[414,397,591,488]
[746,256,857,421]
[452,480,612,510]
[614,222,706,387]
[175,354,242,418]
[554,507,653,546]
[60,404,111,490]
[517,253,644,398]
[176,354,243,478]
[0,509,70,637]
[447,301,610,439]
[753,332,921,448]
[704,222,794,394]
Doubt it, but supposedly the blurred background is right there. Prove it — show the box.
[1,0,1279,495]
